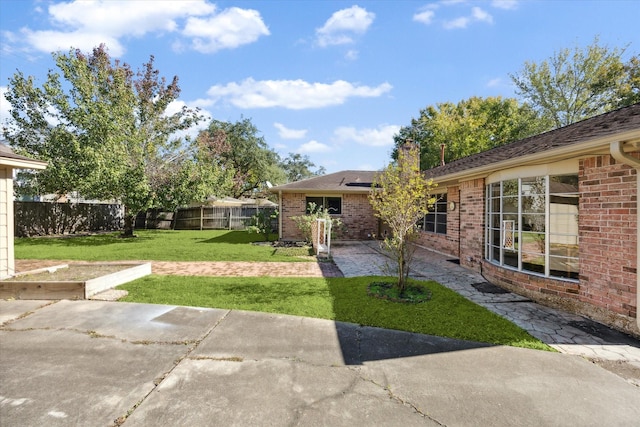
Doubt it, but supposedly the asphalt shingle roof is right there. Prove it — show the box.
[0,143,47,166]
[270,170,379,192]
[426,103,640,179]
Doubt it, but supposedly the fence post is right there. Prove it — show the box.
[200,206,203,231]
[228,209,232,230]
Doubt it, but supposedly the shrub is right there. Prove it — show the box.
[246,209,278,241]
[291,202,343,244]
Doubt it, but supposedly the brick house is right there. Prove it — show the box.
[272,103,640,336]
[271,170,380,241]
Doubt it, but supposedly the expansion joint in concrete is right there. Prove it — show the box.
[111,309,232,426]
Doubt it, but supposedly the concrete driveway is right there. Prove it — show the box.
[1,299,639,426]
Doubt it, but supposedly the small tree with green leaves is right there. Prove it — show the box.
[247,209,278,242]
[369,143,436,294]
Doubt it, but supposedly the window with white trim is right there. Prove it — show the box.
[486,174,579,280]
[306,196,342,215]
[417,193,447,235]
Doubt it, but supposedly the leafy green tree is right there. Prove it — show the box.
[369,143,436,293]
[280,152,326,182]
[617,55,640,107]
[510,37,636,127]
[197,117,284,198]
[394,97,546,170]
[2,45,203,236]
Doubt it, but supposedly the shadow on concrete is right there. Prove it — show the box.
[334,321,492,365]
[567,319,640,348]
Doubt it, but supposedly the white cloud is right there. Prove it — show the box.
[46,1,212,37]
[206,78,392,110]
[413,10,436,25]
[274,123,307,139]
[472,7,493,24]
[492,0,519,10]
[22,29,125,56]
[486,78,503,87]
[443,7,493,29]
[6,1,267,56]
[163,99,212,142]
[345,49,359,61]
[297,140,331,153]
[333,124,400,147]
[183,7,270,53]
[316,5,375,47]
[443,17,470,30]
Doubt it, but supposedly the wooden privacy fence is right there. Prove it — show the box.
[13,202,277,235]
[173,206,278,231]
[14,201,124,237]
[135,209,174,230]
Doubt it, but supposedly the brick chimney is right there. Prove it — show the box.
[399,139,420,171]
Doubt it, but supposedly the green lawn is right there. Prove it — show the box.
[17,229,553,351]
[14,230,312,262]
[118,275,553,351]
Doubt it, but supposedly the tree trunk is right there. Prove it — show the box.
[397,239,407,294]
[121,210,136,238]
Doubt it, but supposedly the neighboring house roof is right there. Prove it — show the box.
[426,103,640,183]
[270,170,379,193]
[0,143,47,170]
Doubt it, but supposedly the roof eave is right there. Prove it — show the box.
[431,128,640,185]
[270,187,373,194]
[0,158,48,170]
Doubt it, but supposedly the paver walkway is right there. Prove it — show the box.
[15,259,343,278]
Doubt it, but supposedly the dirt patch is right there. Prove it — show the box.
[590,359,640,387]
[5,265,131,282]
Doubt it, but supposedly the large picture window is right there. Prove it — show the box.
[417,193,447,235]
[306,196,342,215]
[486,174,578,280]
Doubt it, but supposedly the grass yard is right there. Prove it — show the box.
[118,275,553,351]
[14,230,312,262]
[16,228,553,351]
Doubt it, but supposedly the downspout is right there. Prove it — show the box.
[278,190,283,240]
[610,141,640,329]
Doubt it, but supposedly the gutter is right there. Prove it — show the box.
[610,141,640,329]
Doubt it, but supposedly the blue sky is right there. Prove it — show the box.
[1,0,639,174]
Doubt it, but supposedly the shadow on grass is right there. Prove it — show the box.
[326,276,495,365]
[196,231,277,245]
[15,232,151,247]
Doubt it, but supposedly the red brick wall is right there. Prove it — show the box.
[577,154,637,332]
[415,186,460,257]
[280,193,307,240]
[459,178,485,272]
[279,192,377,240]
[340,193,379,240]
